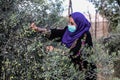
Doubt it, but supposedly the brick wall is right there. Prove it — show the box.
[90,21,109,39]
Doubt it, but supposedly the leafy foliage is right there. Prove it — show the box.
[89,0,120,78]
[0,0,70,79]
[89,0,120,32]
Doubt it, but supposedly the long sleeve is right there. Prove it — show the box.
[48,26,67,41]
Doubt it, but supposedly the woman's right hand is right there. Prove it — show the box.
[30,22,47,32]
[30,22,38,31]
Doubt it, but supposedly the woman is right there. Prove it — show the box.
[30,12,97,80]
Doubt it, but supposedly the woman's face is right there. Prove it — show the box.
[69,17,76,26]
[67,17,77,32]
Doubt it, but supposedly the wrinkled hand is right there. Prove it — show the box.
[46,46,54,52]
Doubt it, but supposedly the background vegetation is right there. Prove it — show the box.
[89,0,120,79]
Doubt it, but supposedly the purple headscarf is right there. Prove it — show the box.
[62,12,91,48]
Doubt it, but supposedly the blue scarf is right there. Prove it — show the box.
[62,12,91,48]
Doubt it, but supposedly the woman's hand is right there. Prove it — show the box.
[46,46,54,52]
[30,22,38,31]
[30,22,47,32]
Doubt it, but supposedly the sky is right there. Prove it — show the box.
[62,0,96,16]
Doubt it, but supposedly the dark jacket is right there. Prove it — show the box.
[48,26,97,80]
[48,26,93,55]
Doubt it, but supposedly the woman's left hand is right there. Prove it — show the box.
[46,46,54,52]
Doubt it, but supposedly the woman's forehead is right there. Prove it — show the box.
[69,17,74,22]
[68,17,76,26]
